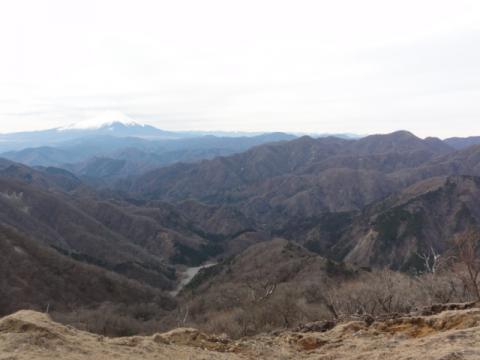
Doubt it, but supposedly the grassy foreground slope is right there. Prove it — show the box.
[1,306,480,360]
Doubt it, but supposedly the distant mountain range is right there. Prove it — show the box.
[116,130,480,270]
[3,116,480,187]
[0,114,298,152]
[0,115,300,183]
[121,131,453,205]
[3,126,480,332]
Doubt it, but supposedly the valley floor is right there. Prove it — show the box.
[2,306,480,359]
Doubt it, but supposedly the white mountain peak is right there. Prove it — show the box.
[59,111,144,131]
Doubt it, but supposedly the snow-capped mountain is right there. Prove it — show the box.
[59,111,145,131]
[0,111,297,153]
[0,112,179,152]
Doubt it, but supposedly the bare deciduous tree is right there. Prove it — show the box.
[416,247,442,275]
[454,229,480,301]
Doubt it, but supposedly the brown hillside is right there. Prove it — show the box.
[0,224,173,317]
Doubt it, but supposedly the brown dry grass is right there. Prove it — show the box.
[2,308,480,360]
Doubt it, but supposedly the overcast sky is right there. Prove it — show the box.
[1,0,480,137]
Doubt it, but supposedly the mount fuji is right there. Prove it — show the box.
[57,111,178,138]
[0,112,179,151]
[59,111,144,131]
